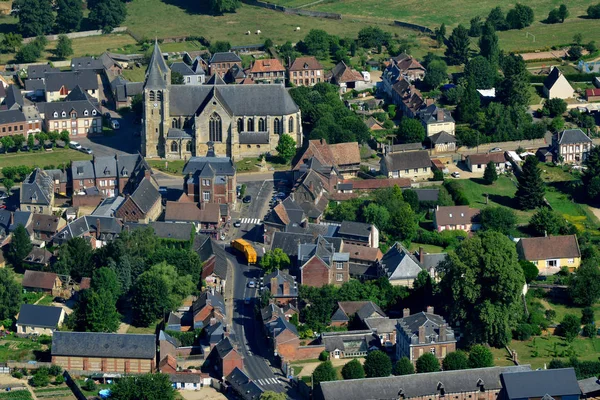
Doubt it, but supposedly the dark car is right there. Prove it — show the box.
[243,195,252,203]
[54,297,66,303]
[233,220,241,228]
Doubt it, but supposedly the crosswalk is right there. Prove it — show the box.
[240,218,261,224]
[256,377,280,387]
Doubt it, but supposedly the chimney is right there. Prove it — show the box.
[271,277,278,295]
[96,218,101,240]
[419,247,425,264]
[320,138,325,145]
[209,317,216,326]
[403,308,410,318]
[437,109,444,121]
[144,169,151,179]
[283,281,290,296]
[426,306,434,314]
[439,324,447,342]
[418,325,426,343]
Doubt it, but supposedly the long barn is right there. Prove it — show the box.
[51,331,156,373]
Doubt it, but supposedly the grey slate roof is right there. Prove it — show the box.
[44,70,98,92]
[10,211,32,233]
[55,216,122,243]
[579,376,600,395]
[420,104,455,124]
[214,337,237,358]
[239,132,269,144]
[501,368,580,399]
[71,56,103,71]
[319,365,532,400]
[428,131,456,144]
[52,332,156,359]
[271,232,314,258]
[5,85,24,110]
[169,84,299,116]
[145,41,169,90]
[543,67,562,90]
[159,330,181,348]
[226,367,263,400]
[266,316,299,338]
[397,311,455,344]
[264,269,298,297]
[17,304,63,328]
[261,303,284,322]
[205,74,226,85]
[92,196,125,217]
[321,330,380,353]
[210,52,242,64]
[129,177,160,213]
[0,109,26,125]
[419,252,447,270]
[384,150,431,171]
[0,209,11,238]
[379,242,422,281]
[338,221,372,239]
[169,373,201,384]
[21,169,53,206]
[364,317,399,334]
[166,128,192,139]
[170,62,196,76]
[45,88,100,121]
[387,142,424,153]
[27,64,59,79]
[183,156,235,176]
[150,221,194,241]
[557,128,592,145]
[25,79,45,91]
[410,188,439,202]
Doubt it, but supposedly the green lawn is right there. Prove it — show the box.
[0,336,44,363]
[147,159,186,175]
[0,149,91,170]
[454,176,534,224]
[545,187,600,235]
[121,65,147,83]
[407,243,445,253]
[0,391,34,400]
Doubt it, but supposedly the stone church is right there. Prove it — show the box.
[142,42,303,160]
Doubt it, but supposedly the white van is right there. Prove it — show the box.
[111,120,120,130]
[69,141,82,150]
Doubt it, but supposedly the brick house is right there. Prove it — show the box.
[20,169,54,215]
[51,332,156,373]
[293,139,361,178]
[0,109,27,138]
[208,52,242,77]
[433,205,481,233]
[210,337,243,379]
[182,156,237,205]
[247,59,286,84]
[396,307,456,364]
[329,61,368,93]
[114,177,162,223]
[553,128,593,165]
[299,236,350,287]
[44,86,102,137]
[265,316,300,360]
[381,150,433,180]
[191,288,226,330]
[516,235,581,275]
[288,56,324,87]
[31,213,65,243]
[330,301,386,328]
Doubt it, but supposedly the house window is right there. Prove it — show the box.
[203,191,210,202]
[186,141,192,152]
[423,168,427,172]
[54,122,58,128]
[289,117,294,133]
[62,122,67,128]
[430,348,436,355]
[84,120,89,126]
[547,260,558,267]
[336,262,343,270]
[209,113,222,142]
[336,273,343,281]
[568,259,574,264]
[202,179,210,186]
[404,169,409,174]
[414,168,418,173]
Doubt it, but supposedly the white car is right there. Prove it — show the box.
[247,280,256,288]
[451,172,460,178]
[111,120,120,130]
[490,147,503,153]
[69,141,82,150]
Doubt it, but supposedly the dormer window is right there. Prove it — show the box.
[449,213,452,218]
[53,112,58,118]
[71,112,77,119]
[92,110,96,115]
[61,111,66,118]
[84,110,89,116]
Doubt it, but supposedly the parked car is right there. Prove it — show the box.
[0,191,8,200]
[111,120,120,130]
[247,280,256,288]
[158,186,168,194]
[490,147,503,153]
[233,220,241,228]
[69,141,82,150]
[80,147,93,154]
[451,171,460,178]
[54,297,66,303]
[243,195,252,204]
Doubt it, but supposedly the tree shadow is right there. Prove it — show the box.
[160,0,210,15]
[469,177,489,186]
[488,193,519,208]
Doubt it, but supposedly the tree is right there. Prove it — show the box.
[402,189,420,213]
[529,207,567,236]
[15,43,42,63]
[110,373,176,400]
[82,379,96,391]
[357,26,391,49]
[8,224,32,270]
[14,0,54,37]
[569,247,600,306]
[259,248,290,274]
[520,260,539,283]
[543,98,567,117]
[438,231,525,347]
[30,369,49,387]
[393,357,414,375]
[499,54,530,108]
[483,161,499,185]
[341,358,365,380]
[3,178,14,192]
[469,16,483,37]
[131,265,181,327]
[568,46,583,61]
[312,361,337,385]
[92,267,121,302]
[53,237,94,279]
[209,41,231,54]
[88,0,127,32]
[573,33,583,46]
[480,207,516,234]
[301,29,331,59]
[588,4,600,19]
[468,345,494,368]
[77,289,121,332]
[276,133,296,163]
[546,8,562,24]
[363,203,390,231]
[561,314,581,342]
[208,0,240,15]
[0,269,22,321]
[364,350,392,377]
[506,4,534,29]
[434,23,446,47]
[423,59,448,90]
[171,71,184,85]
[486,7,507,31]
[584,146,600,203]
[582,307,595,325]
[479,23,500,67]
[415,353,440,373]
[465,56,496,89]
[558,4,569,22]
[442,350,469,370]
[397,117,425,144]
[261,392,287,400]
[1,33,22,53]
[516,156,545,210]
[455,79,480,123]
[445,25,470,65]
[55,0,83,33]
[54,34,73,60]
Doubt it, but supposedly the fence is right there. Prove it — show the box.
[242,0,342,19]
[22,27,128,43]
[393,20,433,34]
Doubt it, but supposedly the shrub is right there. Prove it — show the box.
[12,371,23,379]
[514,323,533,340]
[444,180,470,205]
[319,351,329,361]
[581,307,595,325]
[545,309,557,322]
[54,375,65,385]
[82,379,97,391]
[468,345,494,368]
[48,365,62,376]
[584,324,597,338]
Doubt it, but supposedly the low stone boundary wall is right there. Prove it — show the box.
[243,0,342,19]
[23,27,128,43]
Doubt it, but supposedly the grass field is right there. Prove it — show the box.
[407,243,445,253]
[0,149,91,170]
[0,391,34,400]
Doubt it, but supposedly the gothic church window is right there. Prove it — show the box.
[237,118,244,132]
[289,117,294,133]
[247,118,254,132]
[274,118,281,134]
[209,113,222,142]
[171,141,178,152]
[258,118,265,132]
[186,141,192,152]
[157,91,163,101]
[149,91,155,101]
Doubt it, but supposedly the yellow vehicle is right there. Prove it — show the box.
[231,238,257,264]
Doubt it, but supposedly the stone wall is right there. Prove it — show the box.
[242,0,341,19]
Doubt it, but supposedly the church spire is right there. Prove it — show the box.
[144,39,170,90]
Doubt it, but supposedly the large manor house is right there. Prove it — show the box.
[142,42,303,160]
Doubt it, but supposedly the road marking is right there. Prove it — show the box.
[241,218,261,224]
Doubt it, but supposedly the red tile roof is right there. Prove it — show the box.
[468,152,506,165]
[249,59,285,73]
[586,88,600,97]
